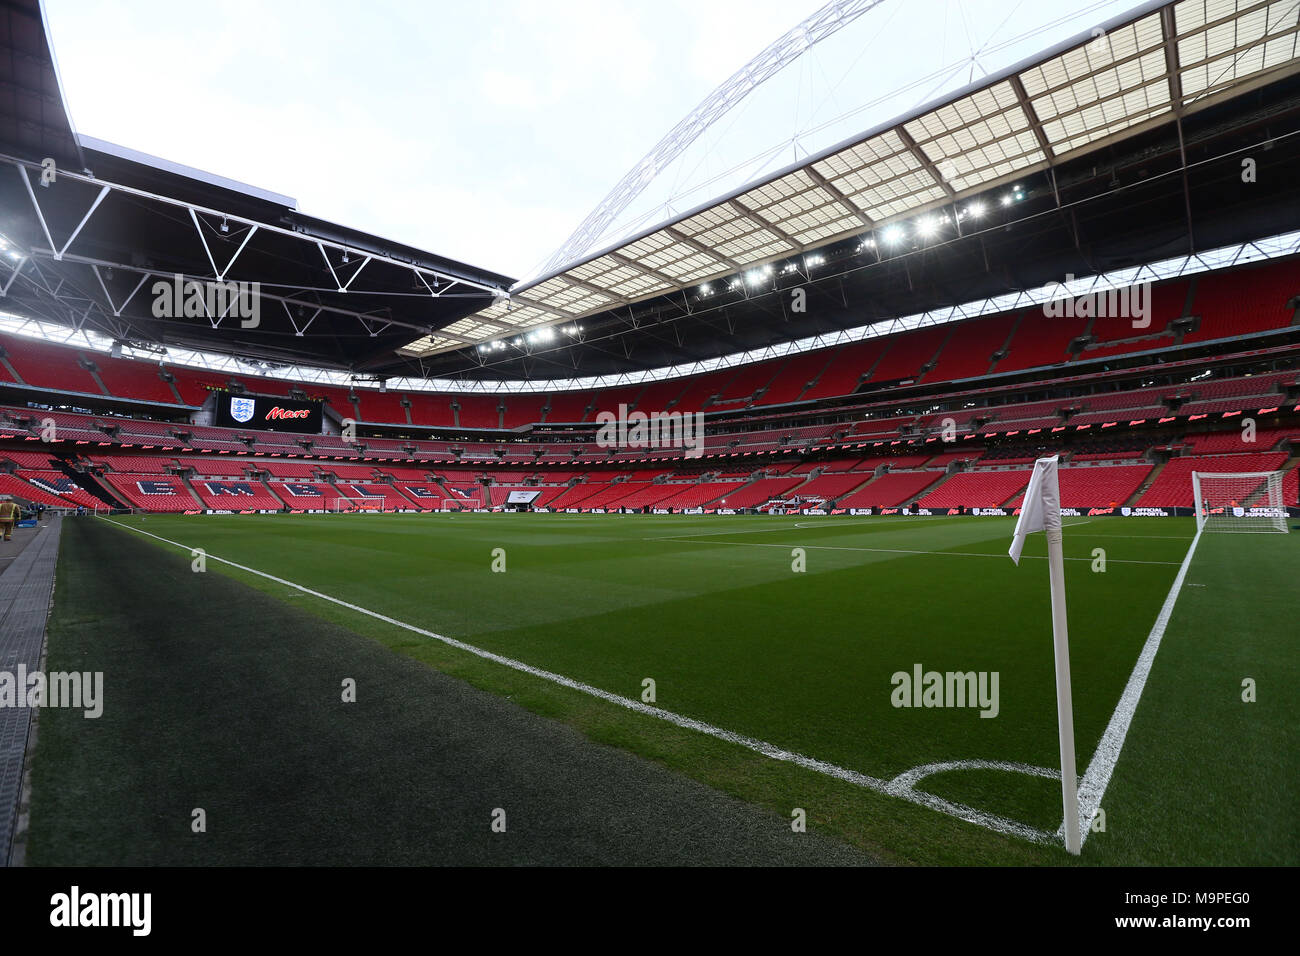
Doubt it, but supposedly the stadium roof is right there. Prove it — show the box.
[0,0,514,375]
[399,0,1300,358]
[3,0,1300,387]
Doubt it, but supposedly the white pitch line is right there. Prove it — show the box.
[1067,533,1197,540]
[643,517,1095,541]
[887,759,1061,846]
[651,537,1181,566]
[101,516,1062,849]
[641,520,867,541]
[1068,526,1204,847]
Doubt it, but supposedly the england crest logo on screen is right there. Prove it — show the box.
[230,397,256,423]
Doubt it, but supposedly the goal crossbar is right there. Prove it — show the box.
[1192,470,1289,533]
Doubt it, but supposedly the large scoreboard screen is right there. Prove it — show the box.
[214,393,323,433]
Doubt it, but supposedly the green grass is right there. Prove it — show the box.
[31,511,1299,864]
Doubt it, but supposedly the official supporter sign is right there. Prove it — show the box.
[716,508,736,515]
[652,508,670,514]
[849,508,873,516]
[684,507,704,515]
[214,394,323,433]
[971,507,1009,516]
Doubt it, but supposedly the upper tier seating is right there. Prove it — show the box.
[754,351,833,406]
[926,312,1019,383]
[90,353,178,404]
[998,310,1088,373]
[802,337,890,400]
[1184,259,1297,343]
[0,334,101,394]
[0,256,1295,430]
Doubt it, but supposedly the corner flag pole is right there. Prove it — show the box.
[1009,456,1081,855]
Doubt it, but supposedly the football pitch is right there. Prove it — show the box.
[29,512,1298,865]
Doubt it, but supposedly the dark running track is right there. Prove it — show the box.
[27,518,874,866]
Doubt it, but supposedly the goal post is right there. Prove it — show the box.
[333,495,385,513]
[1192,471,1289,533]
[439,496,481,512]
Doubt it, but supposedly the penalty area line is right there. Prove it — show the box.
[101,516,1060,849]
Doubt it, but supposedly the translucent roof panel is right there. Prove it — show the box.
[401,0,1300,357]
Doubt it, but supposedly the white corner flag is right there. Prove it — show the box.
[1009,456,1082,855]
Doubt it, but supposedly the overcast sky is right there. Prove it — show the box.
[44,0,1143,283]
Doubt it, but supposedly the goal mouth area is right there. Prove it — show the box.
[1192,470,1290,533]
[333,496,386,513]
[439,498,482,512]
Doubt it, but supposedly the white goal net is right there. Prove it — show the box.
[440,496,481,511]
[1193,471,1289,533]
[334,496,385,513]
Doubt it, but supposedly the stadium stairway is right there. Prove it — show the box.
[53,460,122,510]
[177,476,216,510]
[1124,460,1168,506]
[998,480,1032,508]
[708,473,762,507]
[781,469,829,499]
[266,483,292,510]
[84,362,111,399]
[906,469,959,505]
[1239,458,1298,508]
[826,472,878,507]
[783,468,877,508]
[1276,455,1300,501]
